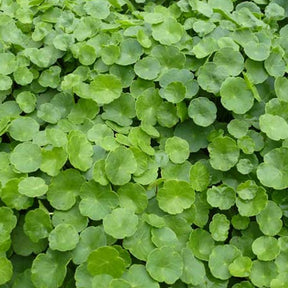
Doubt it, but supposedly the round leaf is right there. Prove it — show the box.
[90,74,122,105]
[252,236,280,261]
[146,246,183,284]
[220,77,254,114]
[165,136,190,164]
[10,142,42,173]
[87,246,126,277]
[188,97,217,127]
[134,56,161,80]
[48,223,79,251]
[103,208,138,239]
[208,245,241,280]
[8,117,39,141]
[105,146,137,185]
[157,180,195,214]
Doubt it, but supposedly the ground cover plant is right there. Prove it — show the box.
[1,0,288,287]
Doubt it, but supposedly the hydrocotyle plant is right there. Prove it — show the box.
[0,0,288,287]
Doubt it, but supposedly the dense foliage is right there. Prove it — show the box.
[1,0,288,287]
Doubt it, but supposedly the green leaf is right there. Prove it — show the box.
[213,48,244,76]
[152,17,184,45]
[257,147,288,189]
[180,248,206,285]
[244,41,270,61]
[0,206,17,246]
[67,130,93,171]
[157,180,195,214]
[38,66,61,88]
[48,223,79,251]
[188,228,215,261]
[24,208,53,242]
[72,226,106,265]
[87,246,126,277]
[105,146,137,185]
[259,114,288,140]
[252,236,280,261]
[123,220,156,261]
[228,256,252,278]
[8,117,39,142]
[197,62,229,94]
[209,213,230,242]
[90,74,122,105]
[79,180,118,221]
[0,52,17,75]
[134,56,161,80]
[13,66,34,86]
[227,119,250,139]
[47,169,85,210]
[0,257,13,285]
[165,136,190,164]
[52,203,88,232]
[256,201,282,236]
[18,177,48,197]
[117,183,148,214]
[275,77,288,102]
[116,38,143,66]
[146,246,183,284]
[40,147,68,176]
[31,250,71,288]
[208,245,241,280]
[188,97,217,127]
[15,91,37,114]
[78,44,97,66]
[208,136,240,171]
[84,0,110,19]
[159,82,186,104]
[250,260,278,287]
[103,208,138,239]
[220,77,254,114]
[236,184,268,217]
[189,161,210,192]
[0,74,12,90]
[207,184,236,210]
[1,178,33,210]
[123,264,160,288]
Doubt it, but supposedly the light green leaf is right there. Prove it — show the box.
[257,147,288,189]
[103,208,138,239]
[0,257,13,285]
[134,56,161,80]
[188,97,217,127]
[47,169,85,210]
[208,245,241,280]
[79,181,118,221]
[157,180,195,214]
[87,246,126,277]
[259,114,288,140]
[90,74,122,105]
[48,223,79,251]
[208,136,240,171]
[220,77,254,114]
[18,177,48,197]
[10,142,42,173]
[146,246,183,284]
[8,117,39,141]
[24,208,52,242]
[256,201,282,236]
[105,146,137,185]
[165,136,190,164]
[207,184,236,210]
[67,130,93,171]
[152,17,184,45]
